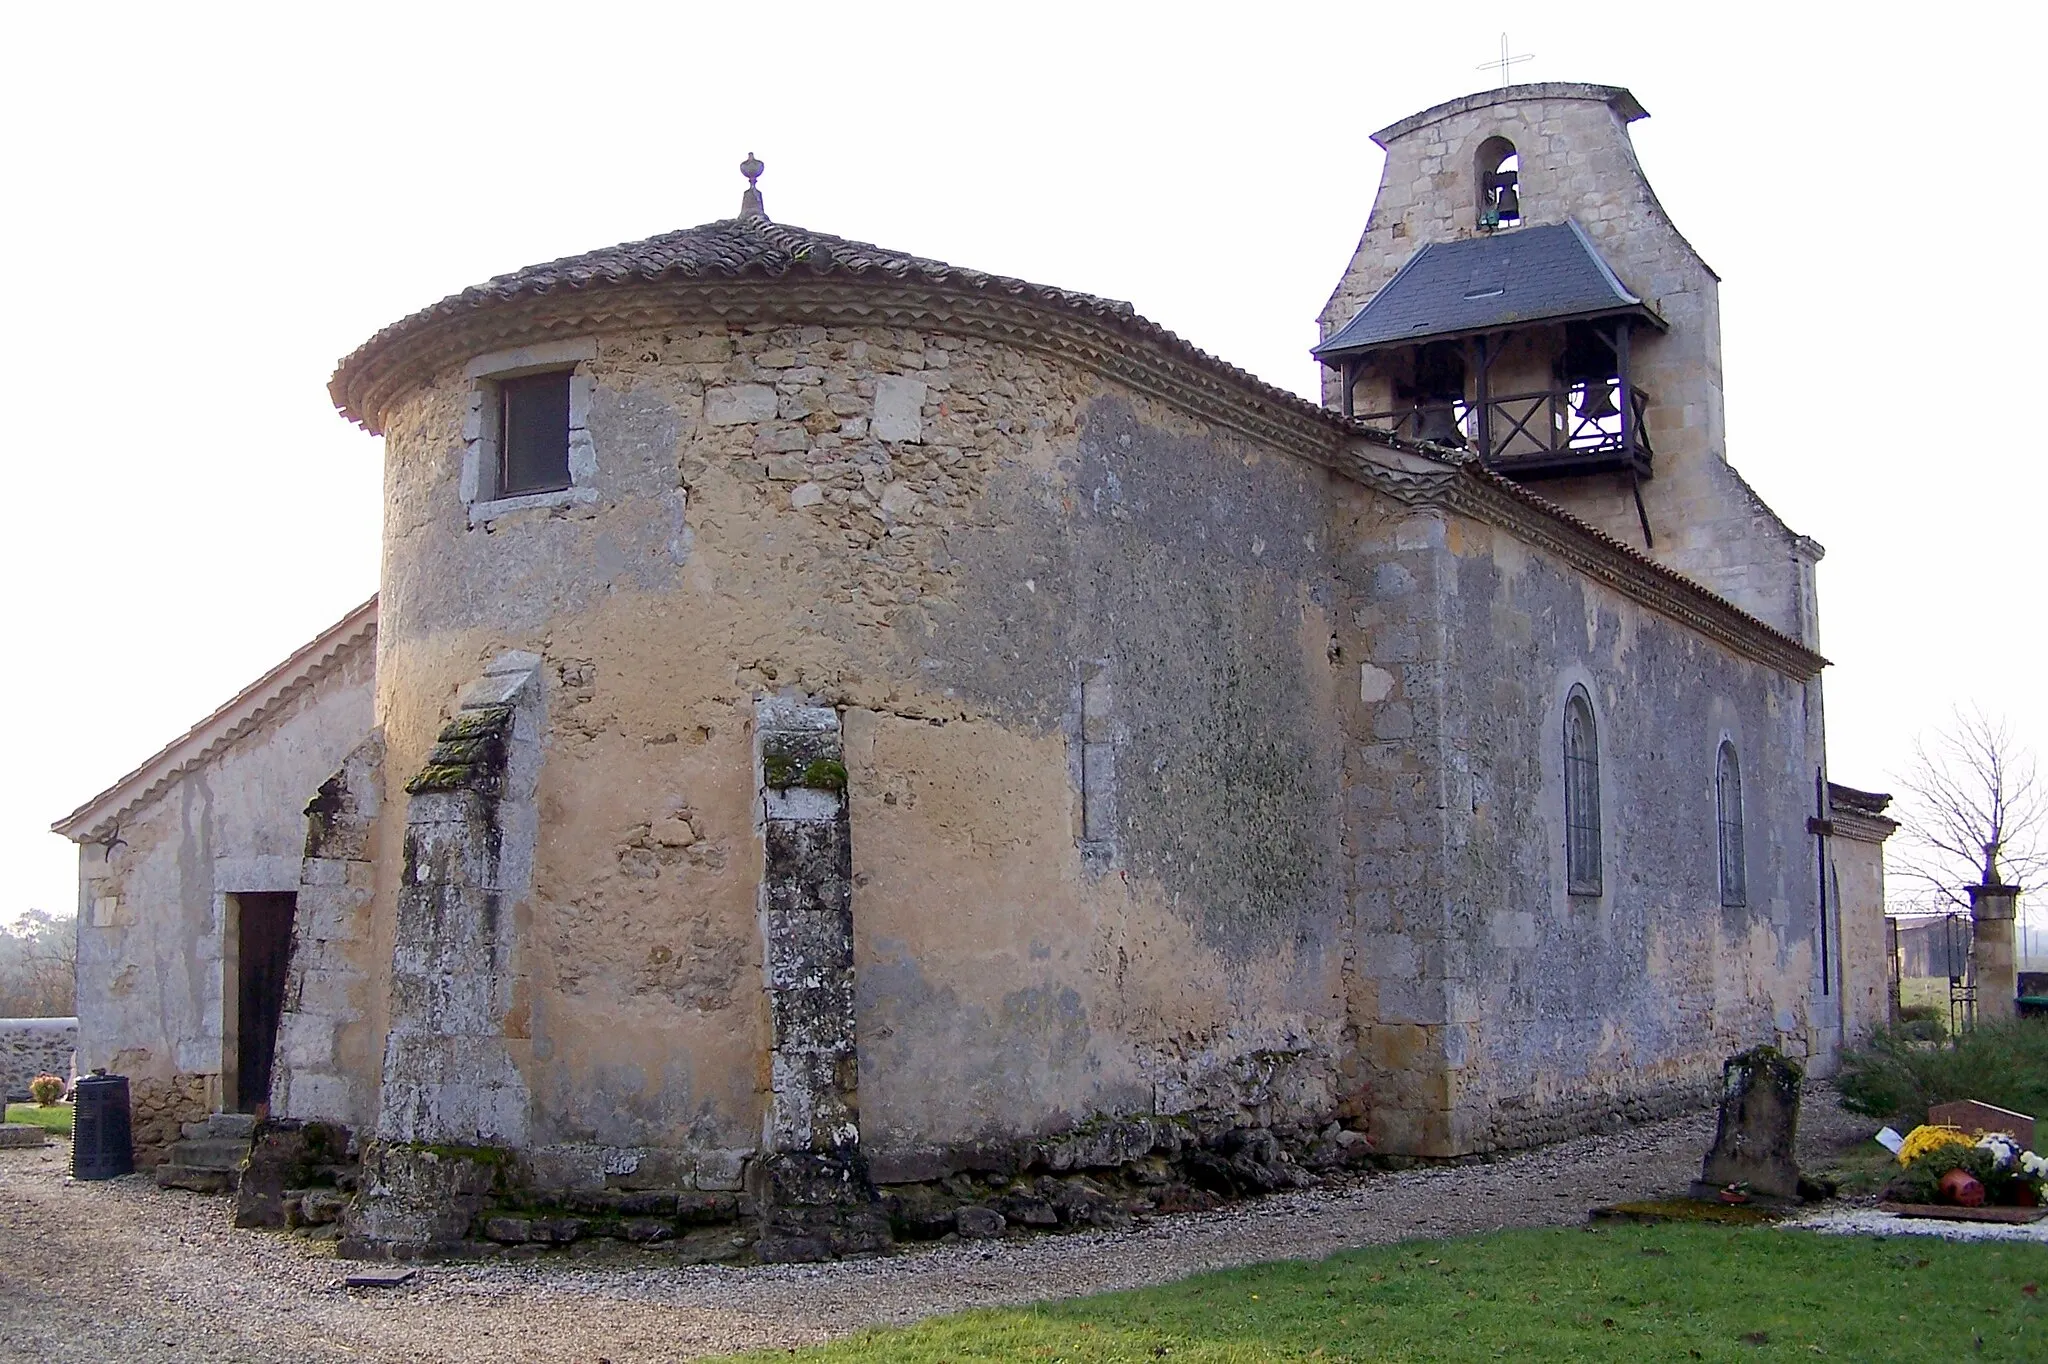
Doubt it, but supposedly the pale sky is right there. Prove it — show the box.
[2,2,2036,925]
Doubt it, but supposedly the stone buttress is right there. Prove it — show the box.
[343,651,543,1256]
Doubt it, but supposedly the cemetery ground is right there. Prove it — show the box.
[1,1088,2037,1364]
[2,1101,70,1136]
[713,1222,2047,1362]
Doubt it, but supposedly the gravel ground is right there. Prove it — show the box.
[1785,1206,2048,1244]
[1,1091,1874,1364]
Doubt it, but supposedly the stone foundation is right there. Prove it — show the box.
[128,1071,211,1166]
[1458,1074,1721,1154]
[335,1105,1375,1262]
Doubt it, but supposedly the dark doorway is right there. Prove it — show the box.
[233,892,296,1113]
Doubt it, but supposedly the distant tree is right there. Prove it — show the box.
[0,910,77,1017]
[1889,708,2048,916]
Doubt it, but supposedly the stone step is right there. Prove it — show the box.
[157,1163,238,1194]
[179,1112,258,1142]
[163,1137,251,1171]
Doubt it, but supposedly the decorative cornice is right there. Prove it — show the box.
[52,597,379,842]
[335,279,1355,463]
[1342,450,1827,681]
[1831,808,1900,844]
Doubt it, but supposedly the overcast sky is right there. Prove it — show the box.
[1,2,2036,925]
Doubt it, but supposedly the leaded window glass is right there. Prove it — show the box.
[1717,740,1747,907]
[1564,687,1602,896]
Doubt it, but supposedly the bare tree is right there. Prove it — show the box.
[1889,708,2048,915]
[0,910,77,1017]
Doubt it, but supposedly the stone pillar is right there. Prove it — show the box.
[1969,883,2021,1022]
[750,697,887,1260]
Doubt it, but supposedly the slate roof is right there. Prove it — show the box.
[1314,221,1662,362]
[331,214,1333,435]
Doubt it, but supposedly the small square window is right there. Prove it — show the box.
[498,372,571,496]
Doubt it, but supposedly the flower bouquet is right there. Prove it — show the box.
[1881,1124,2048,1218]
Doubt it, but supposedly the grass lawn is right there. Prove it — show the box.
[715,1223,2047,1363]
[1898,976,1952,1014]
[5,1102,73,1136]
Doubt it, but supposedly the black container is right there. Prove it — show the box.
[70,1070,134,1180]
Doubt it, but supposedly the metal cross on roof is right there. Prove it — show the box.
[1476,34,1533,88]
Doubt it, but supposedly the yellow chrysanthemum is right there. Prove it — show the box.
[1898,1124,1973,1166]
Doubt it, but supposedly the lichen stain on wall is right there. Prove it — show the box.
[1431,515,1820,1145]
[364,320,1369,1157]
[846,708,1345,1153]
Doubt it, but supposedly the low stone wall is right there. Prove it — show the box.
[131,1072,211,1165]
[0,1018,77,1102]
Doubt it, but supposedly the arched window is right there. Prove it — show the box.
[1563,686,1601,896]
[1477,136,1521,230]
[1716,741,1747,907]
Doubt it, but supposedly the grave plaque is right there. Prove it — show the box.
[1926,1100,2035,1150]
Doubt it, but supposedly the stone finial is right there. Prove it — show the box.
[740,153,767,219]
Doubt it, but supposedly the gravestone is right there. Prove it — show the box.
[1689,1046,1805,1203]
[1926,1100,2035,1150]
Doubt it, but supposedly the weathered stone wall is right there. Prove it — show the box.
[368,320,1358,1187]
[129,1070,209,1165]
[1833,807,1898,1043]
[1318,85,1817,645]
[271,731,385,1127]
[1344,505,1826,1154]
[0,1017,77,1102]
[71,631,376,1105]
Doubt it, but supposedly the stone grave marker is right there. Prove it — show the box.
[1689,1046,1805,1203]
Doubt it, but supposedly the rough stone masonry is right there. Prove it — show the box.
[51,83,1892,1261]
[0,1018,76,1102]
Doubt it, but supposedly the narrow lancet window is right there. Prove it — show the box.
[1564,686,1602,896]
[1717,740,1747,907]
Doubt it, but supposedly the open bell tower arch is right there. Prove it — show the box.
[1315,82,1822,647]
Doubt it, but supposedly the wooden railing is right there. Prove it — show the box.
[1357,381,1652,481]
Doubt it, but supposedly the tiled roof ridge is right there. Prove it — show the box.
[329,216,1310,438]
[52,596,379,841]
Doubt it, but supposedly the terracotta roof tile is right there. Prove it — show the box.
[330,215,1341,436]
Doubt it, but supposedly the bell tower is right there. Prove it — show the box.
[1317,84,1820,645]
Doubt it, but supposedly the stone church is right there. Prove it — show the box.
[56,83,1896,1256]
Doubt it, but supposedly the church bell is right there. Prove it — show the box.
[1576,383,1618,420]
[1494,183,1520,222]
[1410,404,1465,447]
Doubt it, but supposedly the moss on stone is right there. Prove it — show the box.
[800,758,848,792]
[442,705,514,741]
[763,752,799,788]
[1590,1198,1784,1226]
[405,763,474,794]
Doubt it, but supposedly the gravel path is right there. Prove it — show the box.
[0,1092,1874,1364]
